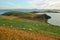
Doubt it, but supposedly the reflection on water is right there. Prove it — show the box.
[36,13,60,26]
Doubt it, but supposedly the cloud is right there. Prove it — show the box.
[28,0,60,9]
[0,0,60,9]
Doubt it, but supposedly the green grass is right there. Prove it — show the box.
[0,17,60,36]
[2,11,32,16]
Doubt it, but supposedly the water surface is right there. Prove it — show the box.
[36,13,60,26]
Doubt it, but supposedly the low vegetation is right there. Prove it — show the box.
[2,11,32,16]
[0,16,60,37]
[0,27,59,40]
[0,12,60,40]
[1,11,51,23]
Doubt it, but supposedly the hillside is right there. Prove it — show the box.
[0,27,59,40]
[0,16,60,36]
[2,11,51,23]
[0,16,60,40]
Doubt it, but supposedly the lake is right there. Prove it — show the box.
[0,10,60,26]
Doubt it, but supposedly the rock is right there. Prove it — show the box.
[29,28,32,31]
[3,24,5,26]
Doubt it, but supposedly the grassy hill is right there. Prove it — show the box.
[2,11,32,16]
[0,27,59,40]
[0,16,60,37]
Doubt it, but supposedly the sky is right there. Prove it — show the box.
[0,0,60,9]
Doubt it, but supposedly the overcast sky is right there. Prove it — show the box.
[0,0,60,9]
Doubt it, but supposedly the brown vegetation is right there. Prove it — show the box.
[0,27,59,40]
[0,16,18,20]
[2,12,51,23]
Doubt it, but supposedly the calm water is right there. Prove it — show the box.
[36,13,60,26]
[47,13,60,26]
[0,10,60,26]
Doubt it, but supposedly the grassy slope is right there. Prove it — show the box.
[0,16,60,37]
[0,27,58,40]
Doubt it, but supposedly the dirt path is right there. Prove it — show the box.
[0,27,60,40]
